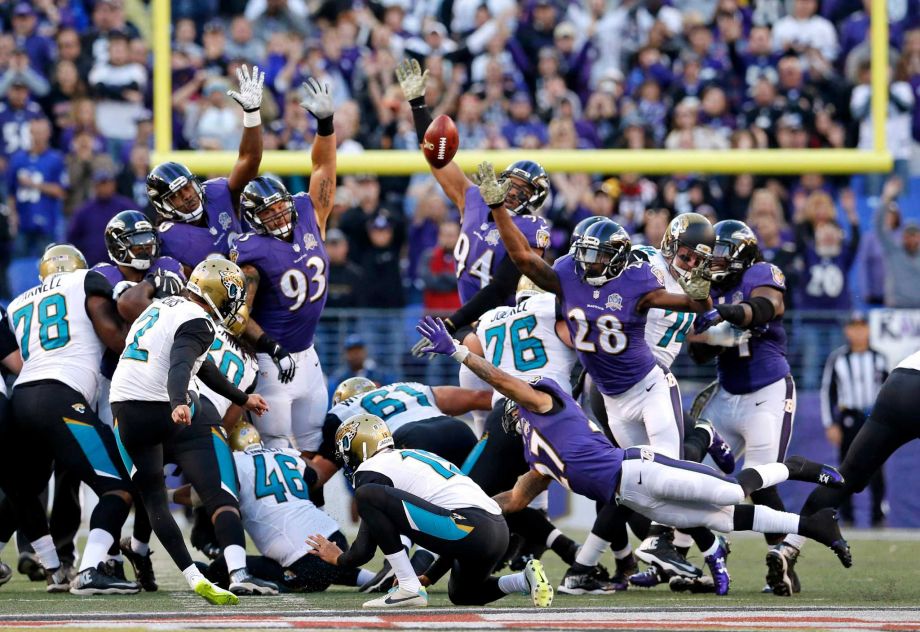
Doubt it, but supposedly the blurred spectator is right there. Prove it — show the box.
[406,183,450,281]
[859,177,901,306]
[327,334,396,403]
[747,188,798,292]
[0,80,43,161]
[56,27,91,78]
[772,0,839,62]
[65,167,135,266]
[635,207,670,247]
[225,16,265,61]
[7,117,67,256]
[501,92,547,147]
[665,97,728,150]
[10,3,54,75]
[0,49,50,99]
[326,228,362,309]
[64,130,97,213]
[339,174,396,256]
[82,0,141,67]
[357,214,405,308]
[181,77,242,150]
[88,31,147,144]
[116,143,151,214]
[419,220,461,312]
[874,177,920,307]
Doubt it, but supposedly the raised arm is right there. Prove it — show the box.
[396,58,473,214]
[477,162,561,294]
[431,386,493,416]
[299,77,336,234]
[638,265,712,313]
[226,64,265,210]
[416,316,553,414]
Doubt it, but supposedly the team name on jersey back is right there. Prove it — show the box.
[631,246,694,368]
[110,296,215,403]
[456,186,550,303]
[233,193,327,352]
[357,449,501,515]
[553,254,661,396]
[196,326,259,419]
[518,378,623,504]
[329,382,441,433]
[477,293,576,404]
[9,270,105,404]
[234,446,339,567]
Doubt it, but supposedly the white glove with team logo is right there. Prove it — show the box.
[696,321,752,347]
[299,77,334,120]
[677,265,711,301]
[227,64,265,113]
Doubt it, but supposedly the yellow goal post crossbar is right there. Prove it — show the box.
[151,0,892,175]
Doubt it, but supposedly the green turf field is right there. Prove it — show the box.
[0,531,916,615]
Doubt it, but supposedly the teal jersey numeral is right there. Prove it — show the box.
[361,385,431,420]
[123,307,160,362]
[485,315,547,371]
[658,310,695,347]
[253,453,310,503]
[209,338,245,387]
[12,294,71,360]
[400,449,461,479]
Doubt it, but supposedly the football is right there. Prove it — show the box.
[422,114,459,169]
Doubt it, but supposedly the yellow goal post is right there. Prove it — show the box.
[151,0,892,175]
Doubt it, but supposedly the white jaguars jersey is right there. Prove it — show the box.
[111,296,214,403]
[330,382,442,433]
[196,326,258,419]
[632,245,693,368]
[9,270,105,405]
[234,446,339,567]
[357,448,501,515]
[476,293,576,405]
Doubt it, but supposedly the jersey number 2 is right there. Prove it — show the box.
[122,308,160,362]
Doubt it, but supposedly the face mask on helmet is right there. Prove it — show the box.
[115,230,160,270]
[669,243,710,279]
[708,241,743,283]
[499,166,549,216]
[574,238,628,286]
[501,399,524,435]
[160,180,204,222]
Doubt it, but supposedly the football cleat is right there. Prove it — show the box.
[103,559,130,582]
[804,508,852,568]
[703,537,731,596]
[194,578,240,605]
[697,419,735,474]
[0,561,11,587]
[363,585,429,608]
[524,559,554,607]
[359,560,395,593]
[557,563,617,595]
[610,553,639,591]
[120,537,158,592]
[636,531,702,579]
[765,545,795,597]
[669,574,715,593]
[783,456,845,488]
[628,564,670,588]
[410,549,436,578]
[229,571,279,596]
[45,566,71,593]
[19,552,45,582]
[69,565,140,595]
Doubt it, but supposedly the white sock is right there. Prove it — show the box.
[385,550,421,593]
[224,544,247,574]
[79,529,114,572]
[546,528,562,548]
[700,539,721,558]
[31,535,61,570]
[752,463,790,489]
[575,533,609,567]
[497,571,529,594]
[356,569,376,586]
[752,505,801,535]
[784,534,807,550]
[131,537,149,556]
[399,535,412,550]
[612,545,632,560]
[182,563,206,589]
[673,530,693,549]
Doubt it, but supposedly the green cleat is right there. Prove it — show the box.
[524,559,554,608]
[194,578,240,605]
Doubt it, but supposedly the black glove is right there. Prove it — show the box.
[146,269,185,298]
[257,333,296,384]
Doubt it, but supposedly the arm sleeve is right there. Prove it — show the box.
[337,519,378,568]
[446,255,521,331]
[167,318,215,409]
[197,359,248,407]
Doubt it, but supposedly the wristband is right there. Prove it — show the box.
[242,110,261,128]
[256,333,280,355]
[316,116,334,136]
[451,342,470,363]
[409,96,426,109]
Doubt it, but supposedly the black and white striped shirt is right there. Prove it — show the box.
[820,346,888,428]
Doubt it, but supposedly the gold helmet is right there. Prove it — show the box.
[335,414,394,481]
[228,420,262,451]
[515,275,545,304]
[39,244,87,280]
[226,303,249,338]
[333,376,376,405]
[187,258,246,328]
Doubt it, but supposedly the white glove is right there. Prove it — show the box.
[227,64,265,112]
[696,321,752,347]
[300,77,334,120]
[411,336,433,358]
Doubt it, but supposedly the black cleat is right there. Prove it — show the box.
[45,566,71,593]
[359,560,395,593]
[103,559,129,582]
[557,563,617,595]
[669,574,716,593]
[0,562,10,587]
[119,537,158,592]
[610,553,639,591]
[784,456,845,488]
[805,508,852,568]
[229,570,279,596]
[18,553,45,582]
[635,531,702,579]
[69,565,139,595]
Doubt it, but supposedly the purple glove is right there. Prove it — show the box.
[415,316,459,356]
[693,309,722,335]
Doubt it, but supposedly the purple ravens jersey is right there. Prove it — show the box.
[519,377,623,503]
[456,186,550,303]
[234,193,327,352]
[712,262,790,394]
[158,178,243,268]
[553,254,664,396]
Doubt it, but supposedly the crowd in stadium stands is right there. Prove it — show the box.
[1,0,920,317]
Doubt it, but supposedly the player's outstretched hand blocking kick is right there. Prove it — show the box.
[395,58,429,101]
[677,265,711,301]
[415,316,469,362]
[299,77,334,120]
[473,161,511,208]
[227,63,265,113]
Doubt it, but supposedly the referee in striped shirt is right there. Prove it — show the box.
[819,312,888,526]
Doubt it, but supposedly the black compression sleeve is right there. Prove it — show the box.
[745,296,776,327]
[337,519,377,568]
[409,96,433,145]
[715,303,746,326]
[447,256,522,330]
[84,270,115,299]
[197,359,248,406]
[167,318,215,409]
